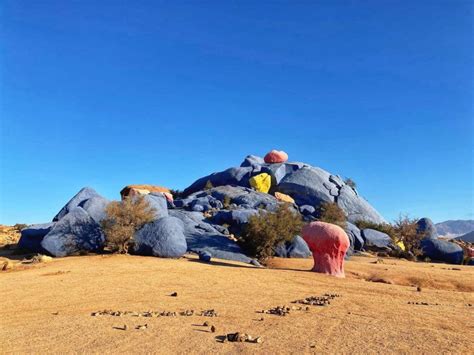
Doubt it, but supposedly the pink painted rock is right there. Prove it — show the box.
[301,221,350,278]
[264,150,288,164]
[163,192,174,203]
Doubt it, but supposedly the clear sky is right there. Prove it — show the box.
[1,0,473,225]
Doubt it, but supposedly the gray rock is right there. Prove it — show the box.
[337,185,386,224]
[169,209,252,263]
[207,185,280,211]
[299,205,316,216]
[345,222,364,251]
[198,250,212,262]
[329,175,344,188]
[78,196,110,223]
[183,166,253,196]
[277,166,335,206]
[134,216,187,258]
[53,187,102,221]
[18,222,55,252]
[240,155,265,169]
[261,162,304,185]
[42,207,104,257]
[361,229,392,250]
[421,238,463,265]
[142,193,169,220]
[274,236,311,258]
[416,218,438,239]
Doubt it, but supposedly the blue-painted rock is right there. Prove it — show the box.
[361,229,392,250]
[183,167,253,196]
[78,196,109,223]
[299,205,315,216]
[169,209,252,263]
[337,185,386,224]
[208,185,280,211]
[261,162,305,185]
[18,222,55,252]
[345,222,364,251]
[198,250,212,262]
[277,167,335,206]
[420,238,463,265]
[134,216,187,258]
[240,155,265,170]
[416,218,438,239]
[189,195,223,212]
[275,236,311,258]
[53,187,102,221]
[41,207,104,257]
[142,193,168,220]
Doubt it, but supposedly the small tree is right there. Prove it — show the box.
[316,202,347,229]
[240,204,304,263]
[392,214,425,257]
[101,196,156,254]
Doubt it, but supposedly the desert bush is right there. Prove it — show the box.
[392,215,425,257]
[223,195,232,209]
[315,202,347,229]
[101,196,156,254]
[344,178,357,189]
[355,215,425,258]
[204,180,214,190]
[240,205,304,263]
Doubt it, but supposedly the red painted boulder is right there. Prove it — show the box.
[301,221,350,278]
[264,150,288,164]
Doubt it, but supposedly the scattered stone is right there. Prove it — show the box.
[416,286,422,292]
[170,292,178,297]
[211,325,216,333]
[292,294,341,306]
[135,324,148,330]
[200,309,218,317]
[2,261,13,271]
[226,332,261,343]
[203,321,210,326]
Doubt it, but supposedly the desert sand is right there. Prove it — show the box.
[1,252,473,354]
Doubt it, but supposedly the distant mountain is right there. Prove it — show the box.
[455,230,474,243]
[435,220,474,239]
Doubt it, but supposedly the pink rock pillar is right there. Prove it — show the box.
[302,221,350,278]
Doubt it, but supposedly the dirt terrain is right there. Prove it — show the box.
[1,252,473,354]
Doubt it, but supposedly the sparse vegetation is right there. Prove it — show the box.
[13,223,28,232]
[344,178,357,189]
[315,202,347,229]
[223,195,232,209]
[355,215,426,258]
[240,205,304,264]
[100,196,156,254]
[204,180,214,190]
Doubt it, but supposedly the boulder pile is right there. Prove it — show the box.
[23,150,469,265]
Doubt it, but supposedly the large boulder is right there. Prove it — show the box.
[337,186,386,224]
[53,187,102,221]
[78,196,109,223]
[264,150,288,164]
[416,218,438,239]
[361,229,392,250]
[41,207,104,257]
[169,209,252,263]
[204,186,280,211]
[261,162,304,185]
[134,216,187,258]
[18,223,55,252]
[274,236,311,258]
[345,222,364,252]
[277,167,335,206]
[183,167,253,196]
[421,239,464,265]
[249,173,272,193]
[120,184,170,199]
[302,221,350,277]
[142,193,168,220]
[240,155,265,169]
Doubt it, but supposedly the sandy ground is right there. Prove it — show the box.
[1,252,473,354]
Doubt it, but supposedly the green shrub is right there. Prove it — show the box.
[240,205,304,264]
[101,196,156,254]
[315,202,347,229]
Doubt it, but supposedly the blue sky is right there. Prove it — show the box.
[1,0,472,225]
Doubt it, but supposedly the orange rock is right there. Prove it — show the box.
[120,185,170,200]
[264,150,288,163]
[274,192,295,204]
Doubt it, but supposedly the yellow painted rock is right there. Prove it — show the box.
[274,192,295,204]
[396,241,406,251]
[249,173,272,194]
